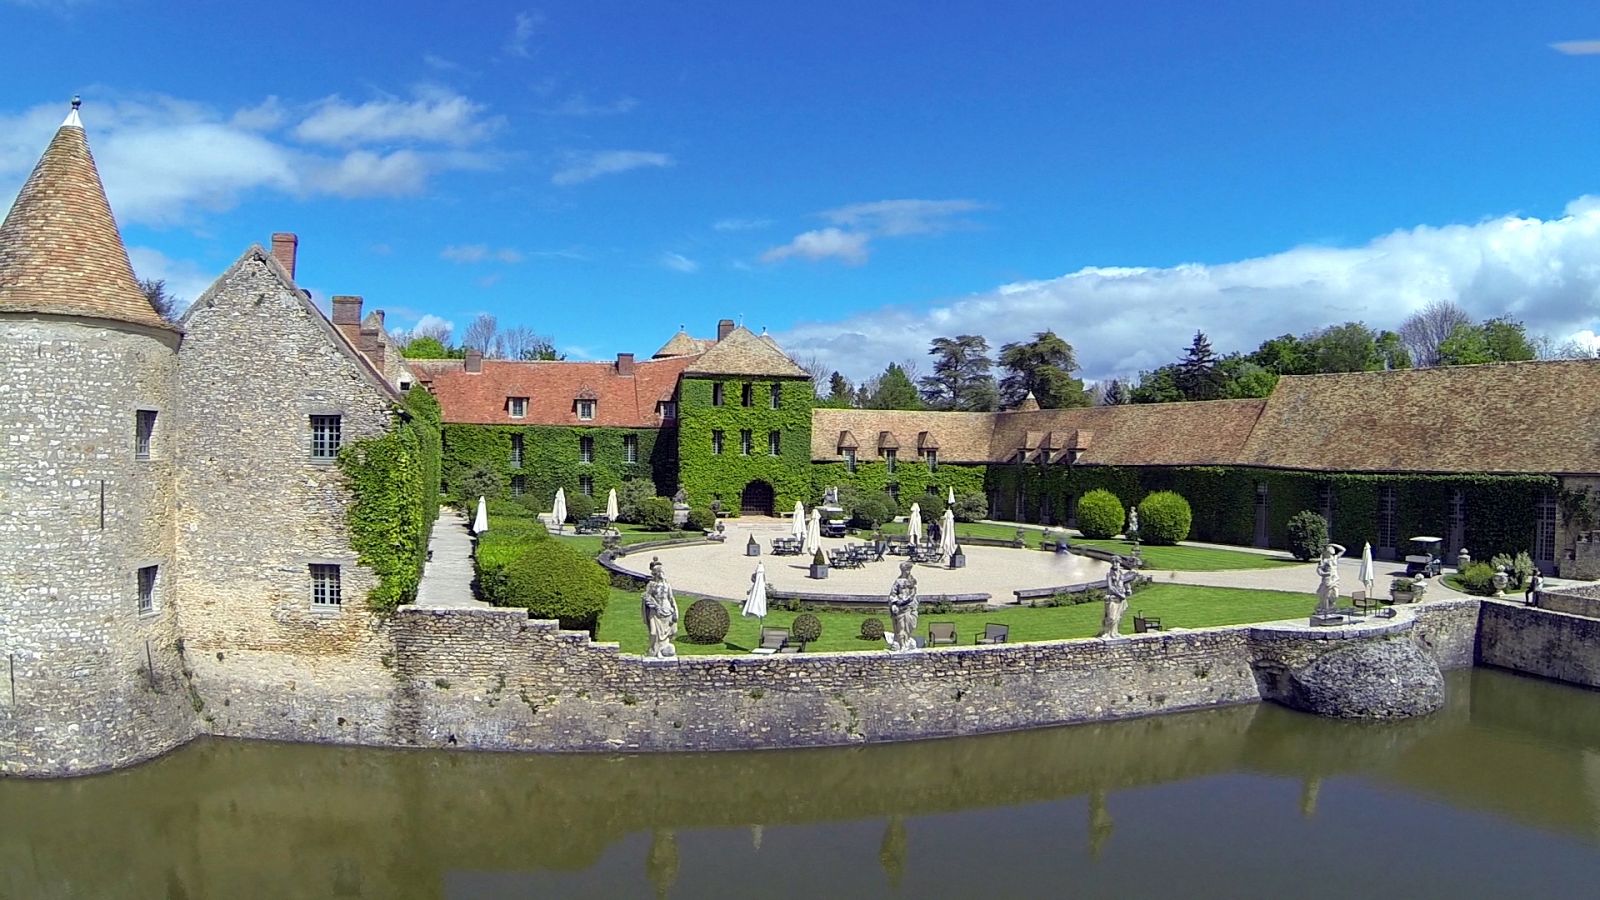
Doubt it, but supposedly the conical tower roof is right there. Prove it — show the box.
[0,100,168,330]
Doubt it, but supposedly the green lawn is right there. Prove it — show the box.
[548,523,693,558]
[594,582,1321,655]
[1068,537,1299,572]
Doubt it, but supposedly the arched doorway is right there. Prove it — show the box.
[740,480,775,516]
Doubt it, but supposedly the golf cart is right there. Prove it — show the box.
[1404,536,1444,577]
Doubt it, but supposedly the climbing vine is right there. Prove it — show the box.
[339,388,442,612]
[441,423,667,508]
[675,376,814,510]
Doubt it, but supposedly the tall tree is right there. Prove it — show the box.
[821,371,855,408]
[500,325,561,361]
[919,335,997,411]
[138,277,182,322]
[401,336,453,359]
[997,330,1090,409]
[789,351,830,397]
[866,362,923,410]
[1437,317,1536,366]
[1130,365,1184,403]
[1218,355,1278,398]
[462,314,500,357]
[1374,330,1411,370]
[1399,300,1472,367]
[1102,378,1129,406]
[1303,322,1380,373]
[1176,331,1224,400]
[1249,333,1312,376]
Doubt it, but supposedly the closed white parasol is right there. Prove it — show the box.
[804,507,823,556]
[792,500,807,540]
[606,488,619,522]
[743,562,769,622]
[1359,542,1375,599]
[907,503,923,545]
[552,487,567,532]
[472,496,488,534]
[940,508,957,558]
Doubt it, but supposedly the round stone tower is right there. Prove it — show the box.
[0,101,193,775]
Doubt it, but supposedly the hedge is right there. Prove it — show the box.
[492,539,610,630]
[1075,489,1124,539]
[1136,491,1192,544]
[338,388,442,612]
[676,376,815,512]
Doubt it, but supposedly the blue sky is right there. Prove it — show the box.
[6,0,1600,382]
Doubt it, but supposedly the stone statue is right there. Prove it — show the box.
[886,561,919,652]
[824,485,839,505]
[1099,556,1133,638]
[1127,508,1139,536]
[1315,543,1347,617]
[1492,566,1509,598]
[641,557,679,658]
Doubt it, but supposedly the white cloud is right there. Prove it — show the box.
[821,198,984,236]
[293,88,498,147]
[125,246,212,313]
[541,94,638,116]
[660,252,699,273]
[0,91,499,224]
[1551,40,1600,55]
[507,10,542,58]
[776,198,1600,383]
[713,216,773,231]
[551,149,673,186]
[760,227,871,265]
[411,313,455,337]
[441,244,524,264]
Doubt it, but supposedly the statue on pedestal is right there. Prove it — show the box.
[641,557,679,658]
[1315,543,1347,617]
[1099,556,1134,638]
[887,561,919,652]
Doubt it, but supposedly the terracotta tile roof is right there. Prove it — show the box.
[683,326,809,377]
[990,400,1266,466]
[0,107,169,331]
[653,330,714,358]
[811,409,998,461]
[1238,360,1600,474]
[412,355,692,426]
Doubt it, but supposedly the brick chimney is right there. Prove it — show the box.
[717,318,735,341]
[358,309,386,371]
[616,352,635,376]
[331,295,363,346]
[465,349,483,374]
[271,232,298,280]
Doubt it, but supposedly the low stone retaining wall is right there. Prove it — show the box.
[1535,584,1600,619]
[1478,599,1600,688]
[764,588,990,610]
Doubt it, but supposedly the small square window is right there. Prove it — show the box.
[310,564,342,609]
[510,434,524,468]
[771,382,782,409]
[741,383,753,407]
[711,384,725,406]
[508,397,528,418]
[579,435,595,463]
[580,474,594,496]
[624,434,639,464]
[768,430,781,456]
[137,564,158,615]
[712,430,724,455]
[511,475,526,496]
[310,415,342,460]
[577,399,596,421]
[740,429,752,455]
[135,409,157,460]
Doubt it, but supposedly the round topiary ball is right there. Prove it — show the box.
[1075,489,1125,539]
[860,617,885,640]
[1136,491,1193,545]
[683,598,730,644]
[791,612,822,643]
[499,540,610,631]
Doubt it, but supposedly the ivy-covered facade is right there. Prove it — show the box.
[675,375,813,514]
[441,423,673,508]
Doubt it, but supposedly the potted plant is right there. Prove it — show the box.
[746,533,760,557]
[1390,576,1415,604]
[809,548,829,579]
[949,544,966,569]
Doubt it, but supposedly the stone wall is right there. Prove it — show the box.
[1409,599,1482,669]
[1477,599,1600,689]
[1536,584,1600,619]
[172,248,398,746]
[0,314,194,775]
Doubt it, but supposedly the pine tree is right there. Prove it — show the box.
[997,330,1090,409]
[1177,331,1224,401]
[919,335,997,411]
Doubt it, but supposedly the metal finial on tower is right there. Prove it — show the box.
[62,95,83,128]
[71,95,81,111]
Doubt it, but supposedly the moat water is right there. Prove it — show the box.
[6,668,1600,899]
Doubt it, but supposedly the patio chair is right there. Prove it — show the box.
[1133,613,1163,634]
[927,622,958,647]
[1351,590,1376,615]
[975,623,1009,645]
[759,627,790,651]
[778,641,805,653]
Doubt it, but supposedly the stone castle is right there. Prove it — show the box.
[7,103,1600,778]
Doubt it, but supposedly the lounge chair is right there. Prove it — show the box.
[759,627,790,651]
[1133,613,1163,634]
[927,622,958,646]
[778,641,805,653]
[975,623,1009,645]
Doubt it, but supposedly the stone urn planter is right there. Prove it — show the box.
[949,546,966,569]
[746,535,760,557]
[809,550,829,579]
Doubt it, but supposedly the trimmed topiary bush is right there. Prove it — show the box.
[791,612,822,643]
[683,598,730,643]
[916,492,949,520]
[1286,510,1330,561]
[686,506,715,531]
[1076,489,1125,539]
[952,491,989,522]
[495,539,609,631]
[565,492,596,523]
[1459,562,1498,596]
[638,496,675,531]
[860,617,885,640]
[1137,491,1192,545]
[843,488,899,529]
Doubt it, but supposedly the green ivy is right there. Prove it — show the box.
[810,460,986,507]
[675,376,814,511]
[338,389,442,612]
[441,423,667,506]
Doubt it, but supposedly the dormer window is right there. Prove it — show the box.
[577,399,596,421]
[922,449,938,472]
[508,396,528,418]
[659,400,678,420]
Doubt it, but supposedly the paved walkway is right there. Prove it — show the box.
[415,510,488,608]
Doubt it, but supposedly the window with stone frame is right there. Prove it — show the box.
[510,433,524,468]
[711,383,725,406]
[922,449,938,472]
[135,409,157,460]
[740,429,753,455]
[770,382,782,408]
[843,448,857,473]
[768,430,781,456]
[310,564,342,609]
[884,449,897,473]
[624,434,639,463]
[712,429,725,455]
[576,399,596,421]
[580,474,594,496]
[511,475,526,496]
[579,435,595,463]
[508,396,528,418]
[310,415,342,460]
[741,383,754,407]
[137,564,158,615]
